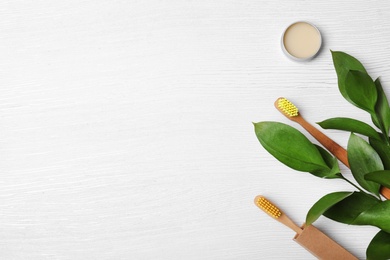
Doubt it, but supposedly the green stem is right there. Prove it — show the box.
[340,175,382,200]
[339,174,366,193]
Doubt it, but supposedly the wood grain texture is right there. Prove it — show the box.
[1,0,389,259]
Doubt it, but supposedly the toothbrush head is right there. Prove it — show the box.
[254,196,282,219]
[276,97,299,117]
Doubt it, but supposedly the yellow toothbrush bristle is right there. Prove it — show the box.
[277,98,298,117]
[256,197,282,219]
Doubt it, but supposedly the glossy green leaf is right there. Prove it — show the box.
[324,192,379,224]
[367,230,390,260]
[325,192,390,232]
[314,145,340,178]
[348,133,382,196]
[306,192,353,225]
[254,122,333,177]
[374,78,390,137]
[318,117,381,140]
[371,113,381,130]
[345,70,377,113]
[369,137,390,170]
[365,170,390,188]
[331,51,367,105]
[354,200,390,232]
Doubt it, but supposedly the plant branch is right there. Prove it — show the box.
[339,174,367,194]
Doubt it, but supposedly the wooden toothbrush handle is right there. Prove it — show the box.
[294,116,349,168]
[381,187,390,199]
[279,215,303,235]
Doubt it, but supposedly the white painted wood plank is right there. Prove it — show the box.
[0,0,389,259]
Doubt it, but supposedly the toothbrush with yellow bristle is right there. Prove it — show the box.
[254,195,358,259]
[275,97,349,168]
[254,195,302,234]
[275,97,390,199]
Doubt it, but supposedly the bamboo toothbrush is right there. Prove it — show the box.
[275,97,390,199]
[275,97,349,168]
[254,195,358,260]
[254,195,302,234]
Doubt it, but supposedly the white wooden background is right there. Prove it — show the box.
[1,1,390,259]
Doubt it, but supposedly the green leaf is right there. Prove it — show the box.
[254,122,333,177]
[369,137,390,170]
[325,192,390,232]
[314,145,340,178]
[367,230,390,260]
[354,200,390,232]
[318,117,381,140]
[345,70,377,114]
[306,192,353,225]
[374,78,390,137]
[365,170,390,188]
[348,133,382,196]
[331,51,367,105]
[324,192,379,224]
